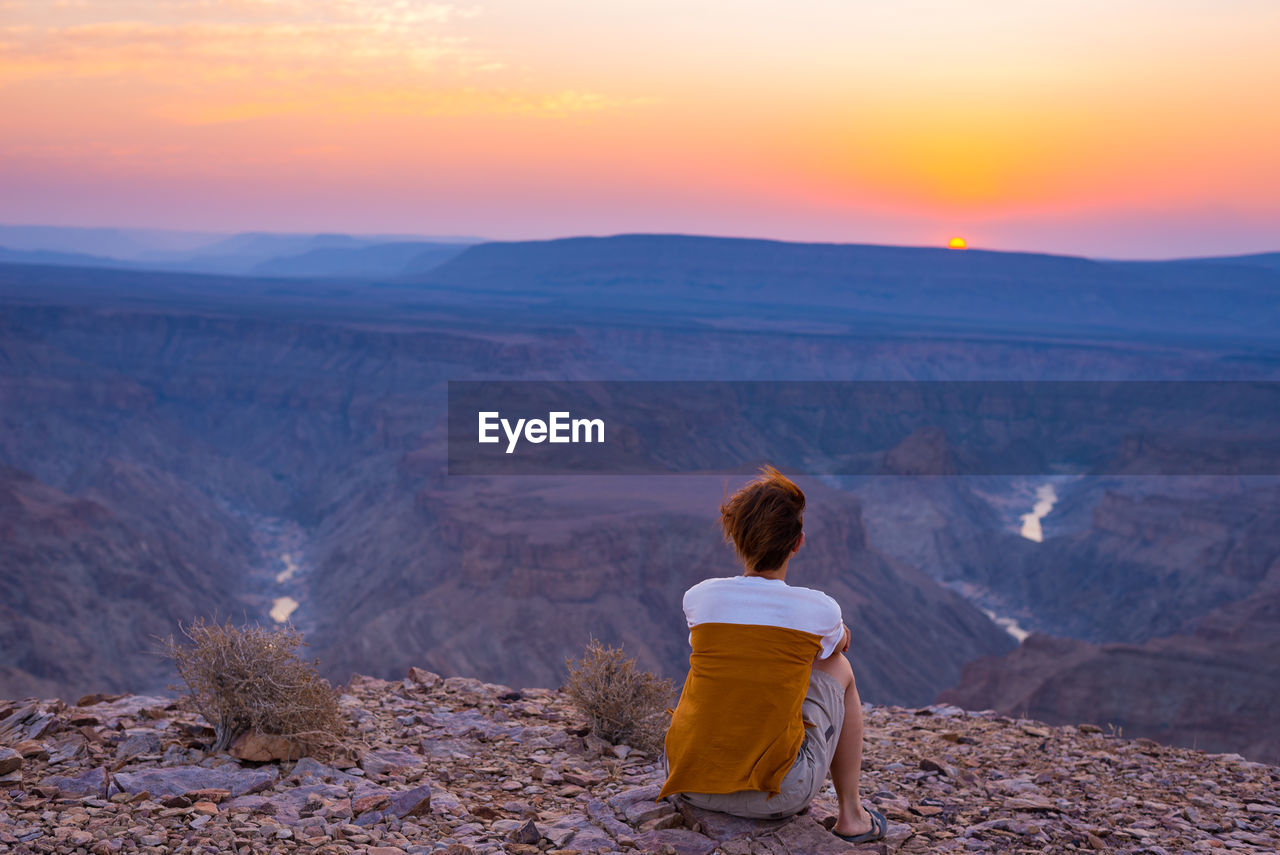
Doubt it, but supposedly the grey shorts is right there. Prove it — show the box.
[673,668,846,819]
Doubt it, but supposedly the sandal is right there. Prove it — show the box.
[832,804,887,844]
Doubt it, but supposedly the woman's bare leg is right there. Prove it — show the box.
[812,652,872,837]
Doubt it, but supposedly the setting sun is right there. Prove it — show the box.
[948,237,968,249]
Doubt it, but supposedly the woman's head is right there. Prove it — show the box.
[719,465,805,573]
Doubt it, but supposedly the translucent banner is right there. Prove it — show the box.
[447,381,1280,475]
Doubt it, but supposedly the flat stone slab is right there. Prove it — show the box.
[633,828,719,855]
[116,729,163,760]
[0,747,21,776]
[352,783,433,826]
[716,816,890,854]
[674,802,892,854]
[675,801,796,842]
[74,695,178,728]
[40,766,115,798]
[358,748,423,777]
[418,737,474,761]
[225,781,349,822]
[114,764,279,798]
[610,783,676,825]
[289,756,362,785]
[542,812,618,852]
[766,817,882,854]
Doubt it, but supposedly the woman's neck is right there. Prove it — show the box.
[744,563,787,581]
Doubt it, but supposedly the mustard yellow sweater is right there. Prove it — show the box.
[659,621,821,799]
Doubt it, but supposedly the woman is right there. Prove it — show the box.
[659,466,887,844]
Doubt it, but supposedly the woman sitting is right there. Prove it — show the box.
[659,466,887,844]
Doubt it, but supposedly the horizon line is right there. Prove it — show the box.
[0,222,1276,265]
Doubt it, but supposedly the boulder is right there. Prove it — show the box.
[229,731,302,762]
[407,667,442,688]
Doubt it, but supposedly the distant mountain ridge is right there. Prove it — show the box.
[1172,251,1280,272]
[0,225,226,259]
[421,234,1280,341]
[0,225,483,279]
[0,246,138,270]
[251,242,469,278]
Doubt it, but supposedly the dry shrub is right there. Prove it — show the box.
[564,638,674,755]
[164,618,344,754]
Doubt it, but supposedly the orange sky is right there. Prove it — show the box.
[1,0,1277,256]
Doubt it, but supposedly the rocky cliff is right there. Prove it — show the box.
[2,669,1278,854]
[302,475,1013,705]
[1,292,1027,707]
[933,480,1280,765]
[984,483,1280,645]
[0,465,254,700]
[938,567,1280,765]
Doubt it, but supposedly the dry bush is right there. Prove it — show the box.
[164,618,344,754]
[564,638,674,755]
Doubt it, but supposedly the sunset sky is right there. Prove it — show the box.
[1,0,1277,257]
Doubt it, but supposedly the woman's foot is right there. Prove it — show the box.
[832,803,886,843]
[832,801,871,837]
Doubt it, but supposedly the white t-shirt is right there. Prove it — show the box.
[682,575,846,659]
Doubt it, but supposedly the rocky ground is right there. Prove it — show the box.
[2,669,1278,855]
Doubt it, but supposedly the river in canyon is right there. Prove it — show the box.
[239,514,313,632]
[1019,483,1059,543]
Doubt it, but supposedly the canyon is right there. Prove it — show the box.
[1,233,1277,762]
